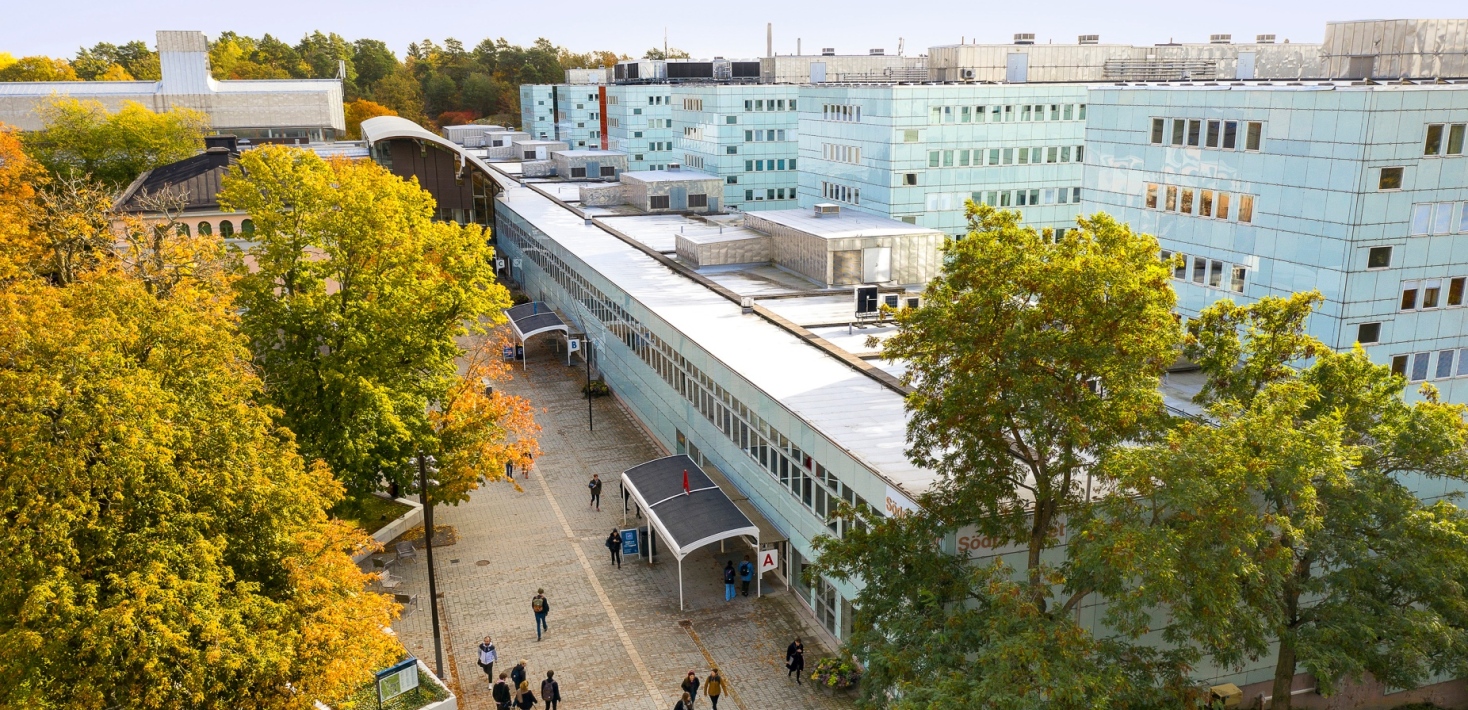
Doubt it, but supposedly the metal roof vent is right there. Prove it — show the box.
[821,47,836,56]
[1078,34,1100,45]
[869,48,885,55]
[1210,34,1232,44]
[1014,33,1036,45]
[814,203,840,217]
[668,162,681,171]
[1256,34,1276,44]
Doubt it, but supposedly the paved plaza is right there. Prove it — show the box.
[385,337,857,710]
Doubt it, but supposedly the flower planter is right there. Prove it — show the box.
[351,495,424,564]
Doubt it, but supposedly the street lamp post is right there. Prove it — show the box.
[416,453,444,678]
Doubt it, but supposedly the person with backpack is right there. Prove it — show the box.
[786,638,805,685]
[478,635,498,687]
[705,668,725,709]
[673,691,693,710]
[540,670,561,710]
[514,680,537,709]
[606,528,622,568]
[738,556,753,597]
[722,561,736,602]
[532,589,550,640]
[493,672,513,710]
[680,670,701,708]
[511,659,528,691]
[588,473,603,510]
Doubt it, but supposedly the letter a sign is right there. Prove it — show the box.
[758,549,779,574]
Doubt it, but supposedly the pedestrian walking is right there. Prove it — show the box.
[738,556,753,597]
[786,638,805,685]
[478,635,498,686]
[511,659,528,691]
[493,672,513,710]
[722,561,736,602]
[541,670,562,710]
[705,668,725,710]
[673,691,693,710]
[606,528,622,568]
[588,473,603,510]
[514,679,538,709]
[681,669,701,708]
[532,589,550,640]
[523,452,533,479]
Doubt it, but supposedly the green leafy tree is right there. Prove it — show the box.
[1076,293,1468,709]
[460,71,500,116]
[350,39,400,96]
[296,31,355,87]
[72,41,158,81]
[21,97,207,188]
[0,137,400,709]
[371,70,427,125]
[220,146,535,500]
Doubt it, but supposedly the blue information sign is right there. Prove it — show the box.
[620,528,639,555]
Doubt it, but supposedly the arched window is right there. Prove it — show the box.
[175,222,190,237]
[219,220,234,237]
[241,219,254,234]
[197,221,212,236]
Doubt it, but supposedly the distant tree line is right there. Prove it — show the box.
[1,33,631,131]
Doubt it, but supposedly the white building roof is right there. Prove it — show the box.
[495,175,938,500]
[621,169,721,183]
[554,149,628,158]
[748,208,945,240]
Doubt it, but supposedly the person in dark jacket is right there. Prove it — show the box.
[493,672,513,710]
[606,528,622,568]
[541,670,561,710]
[532,589,550,640]
[681,669,701,707]
[722,561,736,602]
[478,635,498,687]
[511,659,528,691]
[738,556,753,597]
[588,473,603,510]
[705,668,725,709]
[514,680,537,709]
[786,638,805,684]
[673,691,693,710]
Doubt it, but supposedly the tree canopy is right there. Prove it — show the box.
[220,146,538,501]
[0,129,400,710]
[21,97,207,188]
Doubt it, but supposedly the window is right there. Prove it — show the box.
[1230,265,1247,293]
[1199,190,1214,217]
[1423,279,1442,309]
[1223,120,1238,149]
[1146,184,1158,209]
[1357,322,1381,344]
[1439,350,1458,380]
[176,222,190,236]
[1427,124,1445,155]
[903,173,918,186]
[1451,125,1467,155]
[1368,246,1392,269]
[1237,195,1254,223]
[570,167,587,178]
[929,151,940,168]
[1401,281,1420,310]
[1245,121,1263,151]
[1392,355,1409,376]
[1433,202,1455,234]
[903,129,919,142]
[1206,120,1221,148]
[1165,185,1177,211]
[219,220,234,237]
[1216,192,1230,220]
[1192,256,1206,284]
[1187,119,1201,146]
[649,195,670,209]
[1180,188,1194,214]
[726,146,738,154]
[688,194,708,208]
[1379,167,1404,190]
[1171,119,1185,146]
[726,176,738,184]
[1208,259,1224,288]
[1412,352,1431,382]
[600,166,616,177]
[197,221,212,236]
[1451,277,1466,306]
[240,219,253,234]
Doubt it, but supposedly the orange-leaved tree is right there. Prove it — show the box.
[343,98,396,139]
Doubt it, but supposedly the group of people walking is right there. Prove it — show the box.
[475,589,564,709]
[674,668,726,710]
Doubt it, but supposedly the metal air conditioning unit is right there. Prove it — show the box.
[1079,34,1100,45]
[1256,34,1276,44]
[960,68,977,80]
[1210,34,1232,44]
[821,48,836,56]
[869,48,885,55]
[814,203,841,217]
[1014,33,1036,45]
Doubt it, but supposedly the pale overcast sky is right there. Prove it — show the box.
[2,0,1464,60]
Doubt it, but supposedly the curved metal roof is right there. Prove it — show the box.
[359,116,517,191]
[621,455,759,561]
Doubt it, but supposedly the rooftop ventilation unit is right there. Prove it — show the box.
[1256,34,1276,44]
[1014,33,1036,45]
[869,48,885,55]
[821,47,836,56]
[960,68,977,80]
[814,203,841,217]
[668,162,681,171]
[1079,34,1100,45]
[1210,34,1232,44]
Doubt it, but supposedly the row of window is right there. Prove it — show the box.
[1400,277,1468,311]
[568,166,617,178]
[682,98,704,111]
[929,103,1087,124]
[1149,118,1263,152]
[647,194,709,209]
[823,143,861,165]
[1423,123,1467,156]
[961,186,1082,209]
[746,129,789,142]
[744,158,797,172]
[927,145,1084,168]
[1393,349,1468,382]
[1144,183,1255,223]
[822,181,861,205]
[184,218,253,238]
[823,104,861,122]
[744,98,795,111]
[1159,250,1248,293]
[496,218,871,536]
[745,188,795,202]
[1409,202,1468,236]
[682,154,706,170]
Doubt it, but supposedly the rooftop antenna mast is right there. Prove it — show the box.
[664,27,668,58]
[898,37,905,56]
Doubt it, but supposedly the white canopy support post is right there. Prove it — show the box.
[678,557,685,611]
[757,534,762,598]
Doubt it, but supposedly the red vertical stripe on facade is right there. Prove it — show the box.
[599,85,609,150]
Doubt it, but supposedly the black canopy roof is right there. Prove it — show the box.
[621,455,758,560]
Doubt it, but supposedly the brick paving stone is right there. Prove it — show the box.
[385,338,857,710]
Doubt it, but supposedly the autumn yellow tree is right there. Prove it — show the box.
[0,55,78,81]
[22,98,207,188]
[0,130,400,710]
[343,98,396,139]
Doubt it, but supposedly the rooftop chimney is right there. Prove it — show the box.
[1014,33,1036,45]
[767,23,773,59]
[1079,34,1100,45]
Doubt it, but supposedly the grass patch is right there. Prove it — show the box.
[331,493,413,534]
[338,664,450,710]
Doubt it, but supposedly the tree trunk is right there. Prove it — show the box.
[1270,637,1297,710]
[1028,499,1052,611]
